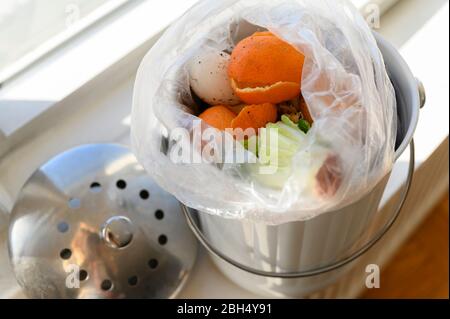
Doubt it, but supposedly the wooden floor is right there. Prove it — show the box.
[364,193,449,299]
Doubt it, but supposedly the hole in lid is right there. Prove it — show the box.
[60,248,72,260]
[148,259,159,270]
[57,222,69,233]
[101,280,113,291]
[155,210,164,220]
[128,276,138,286]
[116,180,127,190]
[79,269,88,281]
[158,235,168,246]
[139,190,150,200]
[90,182,102,193]
[68,198,81,209]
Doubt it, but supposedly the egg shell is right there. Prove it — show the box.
[189,49,240,106]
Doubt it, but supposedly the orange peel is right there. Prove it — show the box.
[199,105,237,131]
[229,32,305,105]
[231,103,278,133]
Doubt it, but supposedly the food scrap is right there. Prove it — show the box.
[190,31,327,190]
[228,32,305,105]
[198,105,237,131]
[189,49,240,106]
[191,31,313,135]
[231,103,278,133]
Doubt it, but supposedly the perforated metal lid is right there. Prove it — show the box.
[8,144,197,299]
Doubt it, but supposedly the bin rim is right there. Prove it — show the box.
[373,32,421,160]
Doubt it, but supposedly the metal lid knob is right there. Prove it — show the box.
[101,216,134,249]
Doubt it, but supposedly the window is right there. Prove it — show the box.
[0,0,130,85]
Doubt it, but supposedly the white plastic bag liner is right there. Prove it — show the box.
[131,0,396,225]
